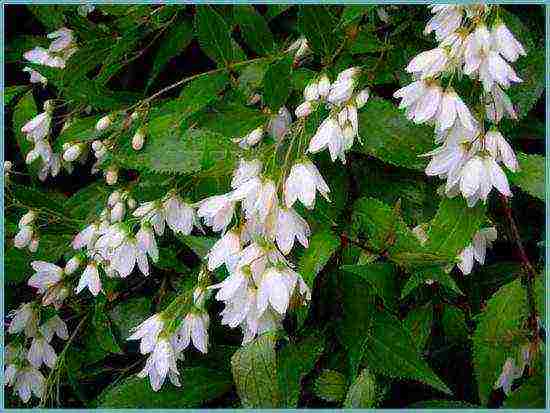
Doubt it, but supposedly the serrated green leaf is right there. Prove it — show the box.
[313,370,347,402]
[503,370,545,408]
[263,56,293,111]
[473,279,529,405]
[297,6,339,58]
[178,71,230,115]
[426,196,487,260]
[65,181,110,222]
[344,369,379,408]
[403,303,433,352]
[147,20,194,91]
[340,263,398,311]
[298,229,340,289]
[508,152,545,201]
[357,98,434,170]
[5,85,30,107]
[178,235,216,259]
[109,297,152,341]
[231,334,281,408]
[98,367,232,407]
[234,6,275,56]
[277,333,325,407]
[364,310,452,395]
[55,115,103,149]
[195,5,234,66]
[10,183,67,214]
[401,266,463,298]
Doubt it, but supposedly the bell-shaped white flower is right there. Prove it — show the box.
[72,222,100,250]
[9,366,45,403]
[19,210,36,226]
[235,126,264,149]
[393,80,444,124]
[172,312,209,354]
[110,201,126,223]
[110,236,149,277]
[23,67,48,85]
[28,337,57,368]
[133,201,166,236]
[76,262,102,296]
[14,225,33,249]
[494,358,517,395]
[484,130,518,172]
[435,88,476,132]
[28,261,64,293]
[47,27,75,53]
[406,47,449,79]
[207,230,241,271]
[491,22,526,63]
[197,194,236,232]
[20,102,53,142]
[295,101,314,118]
[96,115,112,132]
[136,224,159,263]
[256,266,291,316]
[287,36,310,63]
[128,313,165,354]
[459,155,511,206]
[163,195,195,235]
[269,106,292,142]
[231,158,262,189]
[317,74,331,98]
[137,338,180,391]
[62,144,82,162]
[209,266,250,302]
[241,307,282,345]
[355,88,370,109]
[308,117,345,162]
[484,84,517,123]
[23,46,65,68]
[424,5,463,41]
[39,315,69,342]
[304,82,319,101]
[327,77,355,105]
[8,303,38,336]
[284,161,330,209]
[275,208,310,255]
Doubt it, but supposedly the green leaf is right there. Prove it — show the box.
[234,6,275,56]
[508,152,545,201]
[357,98,434,170]
[146,19,194,91]
[364,310,452,395]
[350,29,387,54]
[93,296,123,354]
[426,196,486,260]
[297,6,339,57]
[503,370,545,408]
[178,235,216,259]
[109,297,152,341]
[55,115,103,149]
[195,5,234,66]
[298,229,340,289]
[231,334,281,408]
[401,266,463,298]
[473,279,529,405]
[10,183,67,214]
[441,305,469,343]
[344,369,379,408]
[264,5,291,21]
[313,370,347,402]
[5,85,30,107]
[409,399,478,408]
[65,181,111,222]
[340,263,398,311]
[178,71,230,116]
[28,5,66,31]
[263,56,293,111]
[277,333,325,407]
[535,276,545,322]
[403,303,433,352]
[13,91,36,162]
[339,6,374,27]
[98,367,232,407]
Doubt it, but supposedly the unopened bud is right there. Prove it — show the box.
[14,226,33,249]
[65,256,81,275]
[19,210,36,227]
[29,238,40,253]
[304,82,319,101]
[62,143,71,151]
[63,144,82,162]
[355,88,370,108]
[105,166,119,185]
[96,114,112,132]
[295,101,313,118]
[92,140,104,152]
[127,197,137,210]
[317,74,331,97]
[132,128,146,151]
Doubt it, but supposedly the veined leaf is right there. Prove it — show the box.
[297,6,339,57]
[234,5,275,56]
[109,297,152,341]
[263,56,293,111]
[195,5,234,66]
[403,303,433,352]
[344,369,380,408]
[27,5,66,31]
[340,263,398,311]
[508,152,545,201]
[313,370,347,402]
[339,6,374,27]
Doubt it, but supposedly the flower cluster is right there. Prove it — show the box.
[14,209,40,252]
[23,27,77,86]
[494,343,533,395]
[5,303,69,403]
[394,5,524,207]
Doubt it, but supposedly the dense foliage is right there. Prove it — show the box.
[4,4,545,409]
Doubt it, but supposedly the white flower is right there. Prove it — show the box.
[287,36,310,63]
[29,238,40,253]
[327,77,355,105]
[8,303,37,335]
[484,130,518,172]
[20,103,52,141]
[406,47,449,79]
[241,307,282,345]
[28,337,57,368]
[494,358,517,395]
[96,114,112,131]
[136,224,159,263]
[457,227,498,275]
[72,222,101,250]
[28,261,64,293]
[235,126,264,149]
[137,338,180,392]
[128,314,165,354]
[63,144,82,162]
[284,161,330,209]
[64,255,81,275]
[110,237,149,277]
[105,166,119,185]
[209,266,250,302]
[252,179,278,224]
[459,155,511,206]
[275,208,310,255]
[231,158,262,189]
[14,225,33,249]
[308,117,345,161]
[424,142,473,192]
[304,82,319,101]
[256,267,292,315]
[78,4,95,16]
[355,88,370,108]
[110,201,125,223]
[484,84,517,123]
[19,210,37,226]
[172,312,209,354]
[39,315,69,341]
[435,88,476,132]
[47,27,75,53]
[76,262,101,295]
[23,67,47,85]
[491,22,526,63]
[163,195,195,235]
[10,366,45,403]
[23,46,65,68]
[393,80,444,124]
[133,201,166,236]
[132,127,146,150]
[269,106,292,142]
[295,101,314,118]
[424,5,464,41]
[207,230,241,271]
[197,194,236,232]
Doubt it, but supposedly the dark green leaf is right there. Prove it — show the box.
[93,297,123,354]
[508,152,545,201]
[503,370,545,408]
[234,6,275,56]
[339,6,374,27]
[263,56,293,111]
[297,6,339,57]
[313,370,347,402]
[195,5,234,66]
[403,303,433,352]
[350,29,387,54]
[442,305,469,343]
[5,85,30,107]
[409,399,478,408]
[340,263,398,311]
[109,297,152,341]
[28,5,66,31]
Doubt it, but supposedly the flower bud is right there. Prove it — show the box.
[4,160,12,173]
[127,197,137,210]
[92,140,104,152]
[29,238,40,253]
[317,74,331,97]
[111,201,125,222]
[62,142,71,151]
[26,149,39,165]
[63,144,82,162]
[105,166,118,185]
[355,88,370,108]
[130,111,139,122]
[96,115,112,132]
[304,82,319,101]
[65,256,81,275]
[132,128,146,151]
[295,101,313,118]
[19,210,36,227]
[108,191,121,207]
[14,226,33,249]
